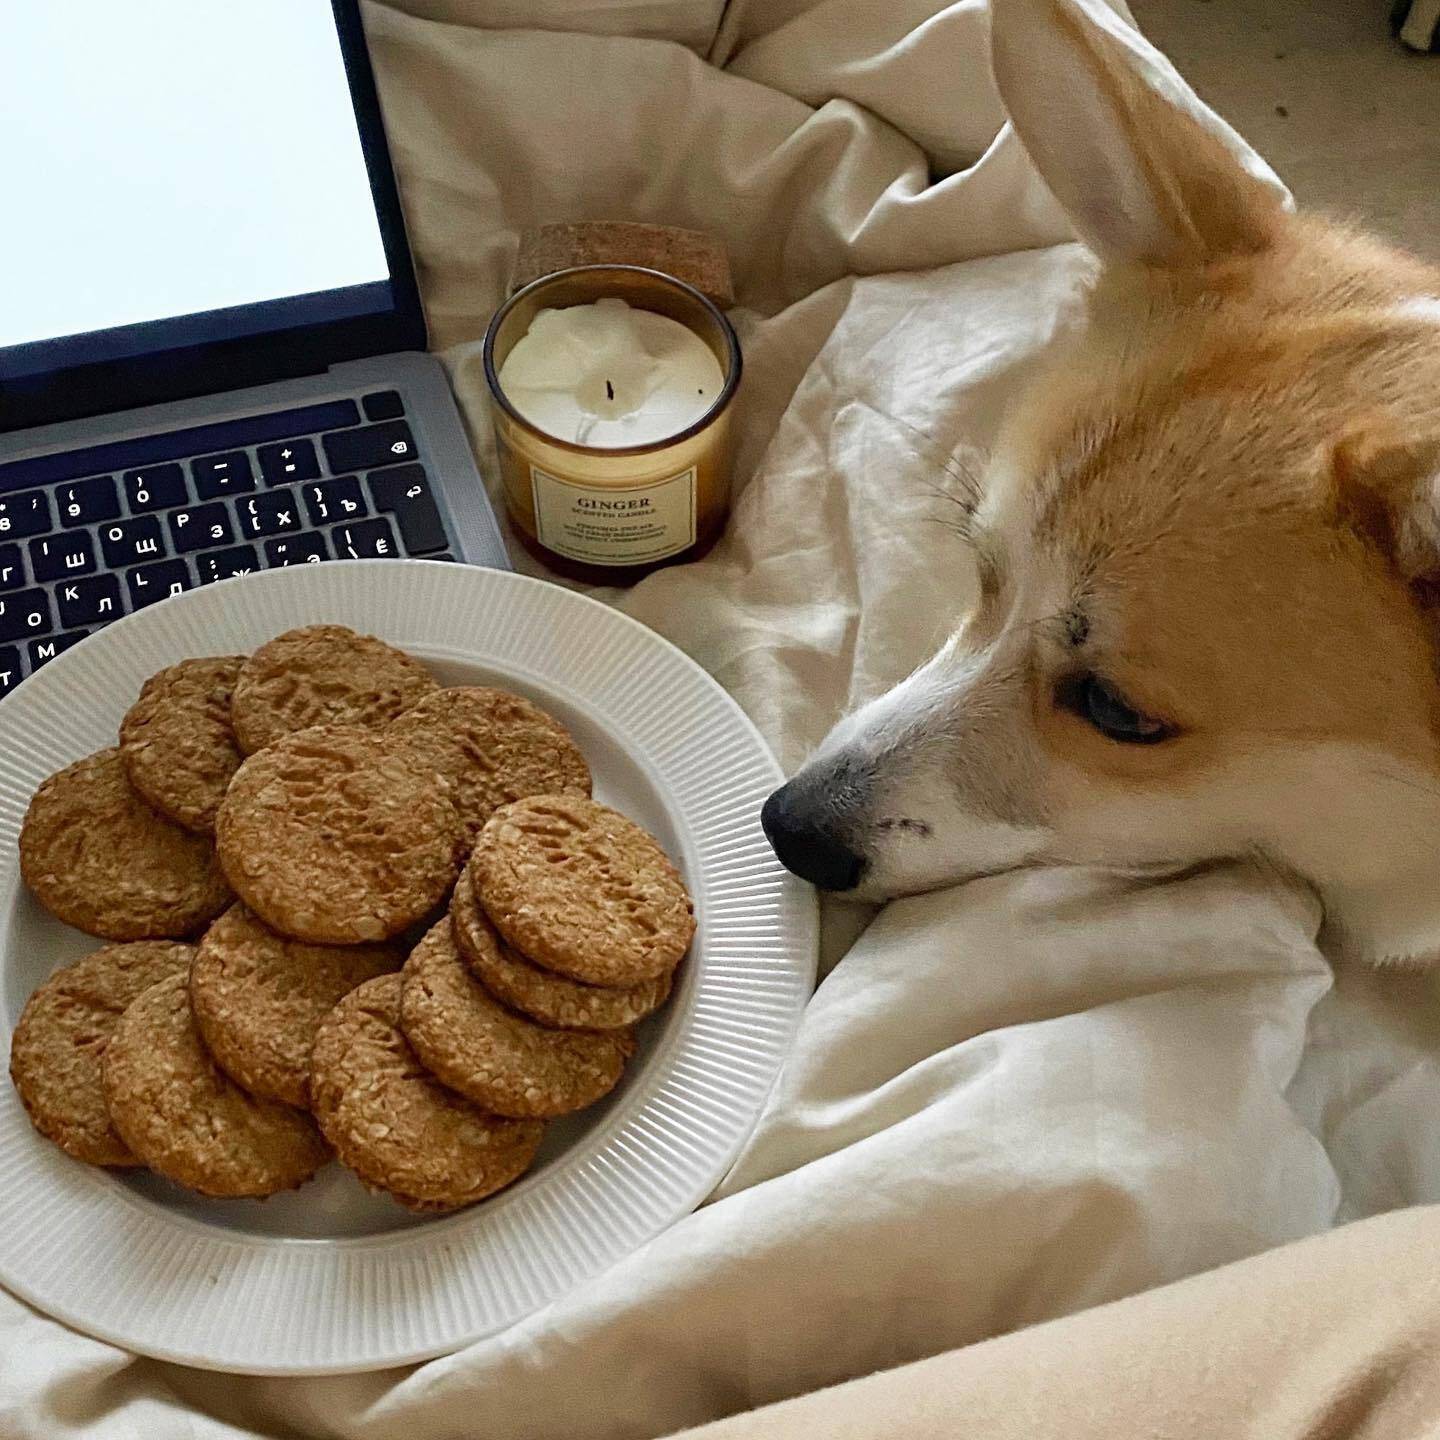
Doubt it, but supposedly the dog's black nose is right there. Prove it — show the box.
[761,783,865,892]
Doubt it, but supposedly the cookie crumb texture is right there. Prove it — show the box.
[387,686,591,848]
[119,656,246,833]
[311,974,544,1212]
[451,868,670,1031]
[473,795,695,985]
[401,920,633,1117]
[230,624,438,755]
[9,941,195,1167]
[191,903,401,1108]
[216,725,460,943]
[19,748,233,940]
[102,972,330,1197]
[13,633,694,1218]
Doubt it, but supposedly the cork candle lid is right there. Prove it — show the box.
[511,222,734,308]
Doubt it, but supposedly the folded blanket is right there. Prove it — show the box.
[5,3,1440,1437]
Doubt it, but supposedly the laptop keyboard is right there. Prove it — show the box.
[0,391,459,696]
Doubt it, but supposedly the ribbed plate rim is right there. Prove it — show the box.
[0,560,815,1373]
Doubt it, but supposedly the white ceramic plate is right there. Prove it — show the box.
[0,560,815,1374]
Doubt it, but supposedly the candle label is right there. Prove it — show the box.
[530,465,697,566]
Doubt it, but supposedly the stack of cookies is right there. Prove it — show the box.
[10,624,693,1214]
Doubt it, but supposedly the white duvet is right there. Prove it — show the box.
[7,3,1440,1436]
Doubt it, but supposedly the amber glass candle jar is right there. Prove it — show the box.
[482,265,742,585]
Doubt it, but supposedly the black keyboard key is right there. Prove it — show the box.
[265,533,330,567]
[58,476,120,527]
[29,533,96,582]
[257,438,320,486]
[100,517,166,567]
[192,451,254,499]
[367,464,447,553]
[57,573,123,628]
[0,399,360,490]
[302,478,367,526]
[0,588,51,643]
[196,545,259,584]
[322,421,415,473]
[331,517,400,559]
[0,647,21,695]
[123,463,188,512]
[0,489,52,539]
[0,544,24,591]
[362,390,405,421]
[237,489,302,539]
[431,553,457,561]
[29,630,88,669]
[169,504,233,553]
[126,559,191,609]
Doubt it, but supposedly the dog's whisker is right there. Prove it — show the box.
[922,512,976,542]
[858,399,986,514]
[915,476,980,516]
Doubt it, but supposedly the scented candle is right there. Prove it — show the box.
[483,266,741,583]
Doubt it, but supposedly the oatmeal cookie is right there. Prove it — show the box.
[101,971,330,1197]
[215,725,460,943]
[386,687,590,848]
[400,920,632,1118]
[9,941,195,1166]
[191,903,401,1107]
[20,748,232,940]
[230,624,437,755]
[310,974,543,1212]
[471,795,693,985]
[451,867,670,1031]
[119,656,246,832]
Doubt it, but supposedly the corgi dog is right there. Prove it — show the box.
[761,0,1440,967]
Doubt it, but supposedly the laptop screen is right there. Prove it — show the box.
[0,0,422,422]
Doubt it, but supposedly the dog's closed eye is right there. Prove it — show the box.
[1056,674,1173,745]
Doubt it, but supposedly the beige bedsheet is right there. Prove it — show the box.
[5,3,1440,1436]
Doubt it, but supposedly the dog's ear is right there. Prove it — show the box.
[1331,419,1440,586]
[990,0,1291,268]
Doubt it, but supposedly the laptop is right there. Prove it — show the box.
[0,0,509,697]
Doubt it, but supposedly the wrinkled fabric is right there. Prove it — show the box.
[6,3,1440,1437]
[672,1203,1440,1440]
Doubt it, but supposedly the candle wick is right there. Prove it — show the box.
[605,379,615,401]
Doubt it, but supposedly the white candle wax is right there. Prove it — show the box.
[495,296,725,448]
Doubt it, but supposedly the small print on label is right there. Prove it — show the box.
[531,466,697,566]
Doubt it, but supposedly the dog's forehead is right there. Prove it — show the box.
[1010,318,1375,581]
[1030,406,1306,553]
[979,252,1440,664]
[984,401,1352,665]
[991,370,1436,729]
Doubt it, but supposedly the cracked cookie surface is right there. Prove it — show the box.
[215,724,460,944]
[102,971,330,1197]
[20,747,232,940]
[451,867,670,1031]
[386,687,590,849]
[230,624,437,755]
[400,919,632,1118]
[311,973,544,1212]
[9,941,195,1166]
[120,656,246,833]
[191,903,401,1108]
[471,795,693,985]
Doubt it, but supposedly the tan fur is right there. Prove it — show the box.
[954,214,1440,960]
[1014,216,1440,764]
[765,0,1440,966]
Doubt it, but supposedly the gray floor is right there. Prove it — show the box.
[1130,0,1439,259]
